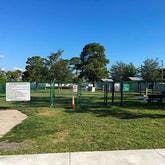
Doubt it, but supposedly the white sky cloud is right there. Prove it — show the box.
[0,68,5,71]
[13,67,25,71]
[0,54,5,59]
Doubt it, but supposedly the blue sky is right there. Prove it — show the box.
[0,0,165,70]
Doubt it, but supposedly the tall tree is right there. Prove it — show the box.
[79,43,109,86]
[110,62,137,81]
[22,56,47,82]
[47,50,73,83]
[140,58,161,82]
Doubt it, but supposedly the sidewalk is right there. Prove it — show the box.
[0,149,165,165]
[0,110,27,138]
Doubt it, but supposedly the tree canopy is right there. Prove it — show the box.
[79,43,109,86]
[69,57,81,82]
[6,70,22,81]
[46,50,73,83]
[23,51,73,83]
[22,56,47,82]
[0,70,6,83]
[9,44,164,84]
[110,62,137,81]
[140,58,161,82]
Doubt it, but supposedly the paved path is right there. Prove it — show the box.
[0,149,165,165]
[0,110,27,138]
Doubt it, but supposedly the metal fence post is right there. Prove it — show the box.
[120,81,123,106]
[50,81,55,107]
[112,82,114,104]
[104,81,108,106]
[77,81,82,106]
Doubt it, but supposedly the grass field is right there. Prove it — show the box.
[0,88,165,155]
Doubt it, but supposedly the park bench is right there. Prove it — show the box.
[147,94,165,104]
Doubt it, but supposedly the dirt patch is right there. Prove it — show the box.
[38,110,59,117]
[52,131,69,143]
[0,140,33,151]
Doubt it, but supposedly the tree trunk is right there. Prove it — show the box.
[58,83,60,93]
[58,83,63,93]
[93,81,96,87]
[60,83,62,92]
[92,81,96,92]
[35,82,38,89]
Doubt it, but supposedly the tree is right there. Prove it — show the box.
[69,57,81,82]
[69,57,80,74]
[6,70,22,81]
[22,56,47,82]
[0,70,6,83]
[79,43,109,86]
[110,62,137,81]
[47,50,73,83]
[0,70,6,93]
[140,58,161,82]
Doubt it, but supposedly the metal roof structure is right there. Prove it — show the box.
[101,78,113,82]
[128,77,144,81]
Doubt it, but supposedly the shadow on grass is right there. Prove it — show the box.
[30,96,74,108]
[65,105,165,119]
[30,93,165,109]
[0,107,12,110]
[30,96,50,107]
[0,92,165,120]
[64,96,165,119]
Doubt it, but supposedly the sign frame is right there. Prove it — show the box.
[6,82,31,102]
[73,84,78,93]
[123,83,130,92]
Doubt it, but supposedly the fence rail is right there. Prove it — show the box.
[0,81,164,109]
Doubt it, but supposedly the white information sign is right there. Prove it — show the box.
[91,87,95,92]
[114,83,120,92]
[6,82,31,101]
[73,85,78,93]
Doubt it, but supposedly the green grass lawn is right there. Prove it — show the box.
[0,89,165,155]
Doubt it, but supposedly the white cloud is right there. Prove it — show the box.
[13,67,25,71]
[0,54,5,59]
[1,68,5,71]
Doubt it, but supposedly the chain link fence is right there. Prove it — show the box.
[0,81,164,109]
